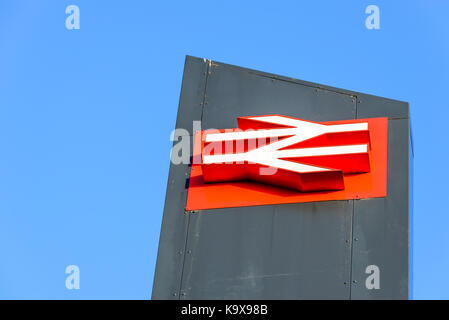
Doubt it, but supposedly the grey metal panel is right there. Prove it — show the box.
[152,162,190,299]
[202,62,356,130]
[203,59,361,98]
[350,119,409,299]
[409,124,414,299]
[152,56,207,299]
[199,59,409,120]
[356,93,409,120]
[180,202,353,299]
[174,56,208,134]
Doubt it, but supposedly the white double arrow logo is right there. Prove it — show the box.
[202,115,370,175]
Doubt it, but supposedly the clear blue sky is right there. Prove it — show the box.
[0,0,447,299]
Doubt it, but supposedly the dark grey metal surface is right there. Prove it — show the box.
[351,96,410,300]
[357,93,409,119]
[180,202,353,299]
[350,119,410,299]
[409,125,414,300]
[202,61,356,129]
[152,56,410,300]
[151,57,207,299]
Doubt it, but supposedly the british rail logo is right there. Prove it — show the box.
[186,115,388,210]
[201,115,370,192]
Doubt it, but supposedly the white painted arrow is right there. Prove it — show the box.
[203,115,369,174]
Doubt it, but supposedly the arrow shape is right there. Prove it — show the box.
[201,115,371,192]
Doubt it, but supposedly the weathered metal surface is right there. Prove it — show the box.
[152,56,410,299]
[180,202,353,299]
[202,61,356,129]
[151,57,207,299]
[350,119,410,299]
